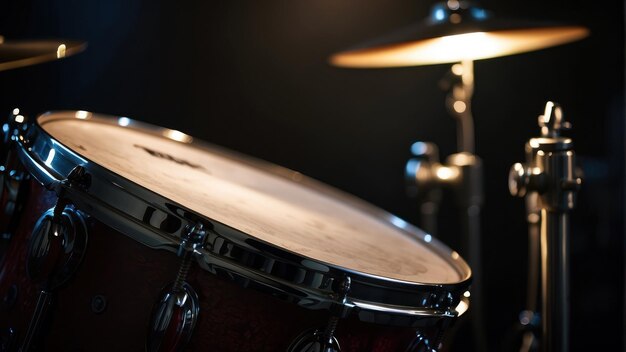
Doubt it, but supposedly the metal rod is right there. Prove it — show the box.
[20,290,53,352]
[460,203,486,352]
[540,209,570,352]
[524,192,541,325]
[420,201,439,236]
[449,60,475,154]
[526,214,540,313]
[510,102,579,352]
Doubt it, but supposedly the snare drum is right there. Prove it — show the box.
[0,111,471,351]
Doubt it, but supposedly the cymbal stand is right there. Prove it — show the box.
[509,102,582,352]
[406,60,486,351]
[504,192,541,352]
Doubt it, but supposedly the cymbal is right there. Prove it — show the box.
[330,2,589,67]
[0,37,86,72]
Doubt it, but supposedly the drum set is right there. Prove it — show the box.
[0,2,586,351]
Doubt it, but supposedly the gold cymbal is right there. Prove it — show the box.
[0,37,86,72]
[330,2,589,68]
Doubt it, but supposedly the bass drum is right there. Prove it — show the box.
[0,111,471,351]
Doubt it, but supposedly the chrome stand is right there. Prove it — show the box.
[509,102,582,352]
[406,60,485,351]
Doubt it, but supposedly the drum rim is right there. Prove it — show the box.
[14,110,472,326]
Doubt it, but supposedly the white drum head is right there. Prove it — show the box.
[40,112,464,284]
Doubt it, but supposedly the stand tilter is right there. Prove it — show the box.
[509,102,582,352]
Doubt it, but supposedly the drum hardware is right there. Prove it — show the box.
[3,111,473,350]
[287,276,351,352]
[404,60,485,352]
[147,223,206,352]
[404,332,436,352]
[330,2,589,350]
[0,109,31,246]
[405,142,442,236]
[503,191,542,351]
[20,172,89,352]
[509,101,582,352]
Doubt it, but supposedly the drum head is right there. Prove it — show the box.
[36,111,467,285]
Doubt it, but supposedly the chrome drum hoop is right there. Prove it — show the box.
[13,111,472,327]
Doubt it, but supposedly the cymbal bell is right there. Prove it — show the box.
[330,1,589,67]
[0,37,86,72]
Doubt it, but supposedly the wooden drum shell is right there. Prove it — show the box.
[0,180,423,351]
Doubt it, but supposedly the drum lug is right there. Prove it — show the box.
[287,328,341,352]
[147,222,207,352]
[21,199,88,351]
[287,276,352,352]
[405,332,437,352]
[147,282,200,352]
[26,201,88,288]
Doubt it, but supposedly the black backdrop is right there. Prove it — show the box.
[0,0,623,350]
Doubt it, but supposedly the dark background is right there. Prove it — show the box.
[0,0,623,350]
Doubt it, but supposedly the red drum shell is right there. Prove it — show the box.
[0,180,426,351]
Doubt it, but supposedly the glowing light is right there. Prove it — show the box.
[453,101,467,113]
[163,129,193,143]
[528,213,540,223]
[542,101,555,124]
[436,166,458,181]
[447,0,460,10]
[520,315,531,325]
[14,115,24,123]
[450,14,461,24]
[434,8,445,21]
[451,64,464,75]
[456,299,469,316]
[118,117,131,127]
[405,159,419,176]
[44,149,56,167]
[471,8,488,20]
[410,141,428,155]
[0,36,4,44]
[463,290,471,298]
[75,111,90,119]
[390,216,409,229]
[424,234,432,243]
[12,108,19,116]
[330,27,589,67]
[57,44,67,58]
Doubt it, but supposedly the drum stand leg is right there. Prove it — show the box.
[509,102,581,352]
